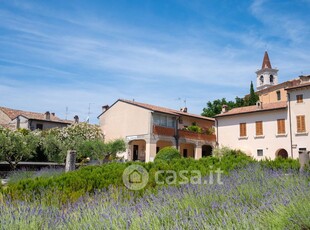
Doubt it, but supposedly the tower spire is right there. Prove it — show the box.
[261,51,272,69]
[256,51,278,91]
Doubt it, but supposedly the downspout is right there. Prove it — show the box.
[29,120,32,130]
[216,118,219,147]
[174,117,180,149]
[287,92,294,158]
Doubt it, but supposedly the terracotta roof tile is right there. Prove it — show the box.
[118,99,214,121]
[285,81,310,90]
[256,79,300,94]
[0,106,72,124]
[215,101,287,117]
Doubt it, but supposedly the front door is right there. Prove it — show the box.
[183,149,188,158]
[133,145,139,161]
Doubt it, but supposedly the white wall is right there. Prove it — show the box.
[217,109,292,159]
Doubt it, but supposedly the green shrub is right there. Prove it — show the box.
[155,147,181,162]
[5,150,301,205]
[186,125,202,133]
[260,157,300,171]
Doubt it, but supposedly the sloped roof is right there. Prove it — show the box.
[256,79,300,94]
[261,51,272,69]
[215,101,287,118]
[0,106,72,124]
[285,81,310,91]
[99,99,214,121]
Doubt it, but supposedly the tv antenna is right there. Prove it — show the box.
[176,97,187,108]
[65,106,68,120]
[86,103,94,123]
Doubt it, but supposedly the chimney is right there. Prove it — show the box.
[256,101,263,109]
[51,112,55,116]
[221,105,228,113]
[74,115,79,123]
[102,105,110,113]
[45,111,50,120]
[300,75,310,83]
[180,107,188,113]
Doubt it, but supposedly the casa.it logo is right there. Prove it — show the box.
[122,165,149,190]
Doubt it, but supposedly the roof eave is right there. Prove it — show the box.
[215,106,287,118]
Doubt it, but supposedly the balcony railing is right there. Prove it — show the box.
[153,125,175,136]
[179,129,216,142]
[153,125,216,142]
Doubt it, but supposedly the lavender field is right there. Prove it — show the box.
[0,163,309,229]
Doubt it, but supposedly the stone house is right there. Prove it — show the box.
[0,106,72,130]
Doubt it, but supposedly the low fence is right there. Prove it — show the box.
[0,161,78,179]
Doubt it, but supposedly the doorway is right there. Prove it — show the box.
[133,145,139,161]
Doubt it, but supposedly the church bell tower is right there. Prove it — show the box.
[256,51,278,91]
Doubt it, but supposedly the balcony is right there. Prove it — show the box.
[153,125,175,136]
[179,129,216,142]
[153,125,216,142]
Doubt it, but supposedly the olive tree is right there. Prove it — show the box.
[0,128,39,169]
[78,138,126,164]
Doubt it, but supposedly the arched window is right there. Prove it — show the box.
[260,75,264,85]
[270,75,274,83]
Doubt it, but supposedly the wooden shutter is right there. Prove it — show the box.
[256,121,263,136]
[240,123,246,137]
[297,115,306,133]
[277,119,285,134]
[297,95,303,103]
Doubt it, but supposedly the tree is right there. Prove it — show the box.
[78,138,126,164]
[0,128,39,169]
[103,139,126,160]
[202,98,236,117]
[42,123,104,162]
[202,82,259,117]
[246,81,259,105]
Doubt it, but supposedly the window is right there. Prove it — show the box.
[239,123,247,137]
[256,121,263,136]
[277,119,286,134]
[153,114,175,128]
[297,115,306,133]
[36,124,43,130]
[270,75,274,83]
[276,91,281,101]
[257,149,263,156]
[167,117,175,128]
[299,148,307,153]
[260,75,264,85]
[296,95,303,103]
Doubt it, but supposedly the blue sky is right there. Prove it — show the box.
[0,0,310,123]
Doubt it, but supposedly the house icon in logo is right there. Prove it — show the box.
[123,164,149,190]
[129,170,142,183]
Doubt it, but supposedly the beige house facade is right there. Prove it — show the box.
[216,102,293,159]
[98,99,216,162]
[216,52,309,159]
[286,81,310,157]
